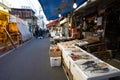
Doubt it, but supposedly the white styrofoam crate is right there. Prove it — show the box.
[70,63,86,80]
[50,57,61,67]
[62,53,70,68]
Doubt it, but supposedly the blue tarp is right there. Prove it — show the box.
[38,0,85,20]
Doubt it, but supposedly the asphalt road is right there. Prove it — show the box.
[0,38,67,80]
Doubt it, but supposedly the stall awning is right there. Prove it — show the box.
[46,19,59,28]
[38,0,85,20]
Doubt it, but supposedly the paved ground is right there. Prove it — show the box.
[0,38,67,80]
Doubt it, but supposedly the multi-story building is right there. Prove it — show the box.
[9,8,38,32]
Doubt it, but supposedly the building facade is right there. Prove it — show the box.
[9,8,38,32]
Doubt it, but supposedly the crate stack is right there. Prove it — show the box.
[49,45,62,67]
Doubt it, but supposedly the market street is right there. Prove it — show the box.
[0,38,67,80]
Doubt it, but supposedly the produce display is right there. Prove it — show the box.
[64,45,75,48]
[8,23,19,33]
[49,44,61,57]
[81,60,109,73]
[70,53,92,61]
[75,40,88,46]
[58,40,120,80]
[53,37,73,41]
[71,48,82,52]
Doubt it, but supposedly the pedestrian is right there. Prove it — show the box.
[39,28,43,39]
[35,26,39,39]
[46,29,50,37]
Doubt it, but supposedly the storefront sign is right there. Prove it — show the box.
[21,6,31,9]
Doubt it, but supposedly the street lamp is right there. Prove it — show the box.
[73,0,77,8]
[58,8,62,18]
[58,14,61,17]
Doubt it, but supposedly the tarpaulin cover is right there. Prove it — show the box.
[38,0,85,20]
[17,24,32,41]
[16,18,32,41]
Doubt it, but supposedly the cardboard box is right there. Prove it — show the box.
[49,49,61,57]
[50,57,61,67]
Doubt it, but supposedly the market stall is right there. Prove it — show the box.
[57,40,120,80]
[39,0,120,80]
[0,10,9,44]
[8,15,32,43]
[0,8,12,53]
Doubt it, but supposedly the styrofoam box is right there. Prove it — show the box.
[50,57,61,67]
[70,62,86,80]
[62,53,70,69]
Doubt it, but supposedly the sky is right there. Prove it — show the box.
[6,0,48,23]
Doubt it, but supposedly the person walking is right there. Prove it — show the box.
[39,28,43,39]
[35,26,39,39]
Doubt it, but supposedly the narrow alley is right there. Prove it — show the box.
[0,38,67,80]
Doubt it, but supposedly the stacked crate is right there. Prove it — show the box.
[49,45,62,67]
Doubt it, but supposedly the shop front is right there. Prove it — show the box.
[0,4,11,53]
[39,0,120,80]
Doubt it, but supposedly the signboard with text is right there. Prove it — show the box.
[21,6,31,9]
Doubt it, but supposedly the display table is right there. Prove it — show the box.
[58,40,120,80]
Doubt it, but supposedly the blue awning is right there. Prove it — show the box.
[38,0,85,20]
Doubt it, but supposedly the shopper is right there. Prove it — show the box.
[39,28,43,39]
[46,29,50,37]
[35,26,39,39]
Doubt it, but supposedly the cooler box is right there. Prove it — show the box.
[50,57,61,67]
